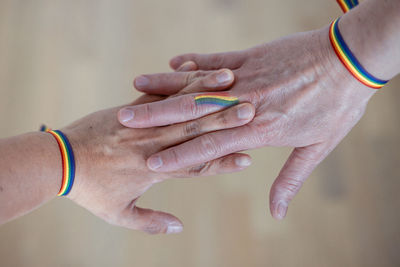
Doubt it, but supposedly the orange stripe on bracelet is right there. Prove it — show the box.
[42,127,75,196]
[329,18,388,89]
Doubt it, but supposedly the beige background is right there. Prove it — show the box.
[0,0,399,266]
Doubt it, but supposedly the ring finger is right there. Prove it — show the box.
[152,102,255,152]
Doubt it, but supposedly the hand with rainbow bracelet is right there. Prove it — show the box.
[118,0,400,220]
[0,72,257,234]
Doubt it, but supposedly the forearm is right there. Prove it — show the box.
[0,132,61,224]
[340,0,400,80]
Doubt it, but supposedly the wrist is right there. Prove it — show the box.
[37,132,65,197]
[315,25,377,102]
[0,132,63,224]
[339,0,400,80]
[57,126,86,202]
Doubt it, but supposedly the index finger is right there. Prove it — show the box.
[118,92,241,128]
[146,125,257,172]
[169,51,247,70]
[134,69,234,95]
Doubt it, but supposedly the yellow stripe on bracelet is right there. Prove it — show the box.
[41,127,76,196]
[329,18,388,89]
[336,0,359,13]
[334,0,388,89]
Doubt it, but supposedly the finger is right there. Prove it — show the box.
[128,94,164,106]
[171,153,252,179]
[118,92,241,128]
[118,95,165,123]
[269,143,329,221]
[170,51,247,70]
[147,125,257,172]
[176,61,198,72]
[155,103,255,149]
[171,70,235,97]
[133,69,234,95]
[119,206,183,234]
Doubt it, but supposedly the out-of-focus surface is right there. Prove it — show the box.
[0,0,399,266]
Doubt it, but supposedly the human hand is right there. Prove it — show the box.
[61,93,255,234]
[118,26,377,220]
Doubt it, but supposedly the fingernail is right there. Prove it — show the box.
[135,76,149,88]
[235,157,251,167]
[166,223,183,234]
[179,61,194,71]
[237,105,253,119]
[275,201,288,220]
[216,71,232,84]
[119,108,134,122]
[171,57,183,69]
[148,156,163,170]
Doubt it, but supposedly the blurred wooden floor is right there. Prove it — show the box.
[0,0,399,266]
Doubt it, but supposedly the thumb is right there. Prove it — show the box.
[269,143,329,220]
[119,206,183,234]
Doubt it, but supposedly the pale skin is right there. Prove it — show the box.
[118,0,400,220]
[0,73,256,234]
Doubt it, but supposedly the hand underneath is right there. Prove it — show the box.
[62,89,255,234]
[118,26,377,220]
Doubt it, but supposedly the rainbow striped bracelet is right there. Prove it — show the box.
[41,126,75,196]
[329,17,388,89]
[336,0,359,13]
[333,0,388,89]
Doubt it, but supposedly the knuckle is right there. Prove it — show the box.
[248,88,265,106]
[198,74,208,88]
[169,148,181,165]
[254,122,280,145]
[244,124,269,146]
[296,147,325,163]
[188,162,212,176]
[185,71,199,85]
[185,72,194,86]
[277,177,304,197]
[185,70,207,85]
[183,120,202,137]
[180,96,197,117]
[215,111,229,127]
[199,135,219,157]
[143,103,153,123]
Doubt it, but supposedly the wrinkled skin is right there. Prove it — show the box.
[118,26,377,220]
[61,82,256,234]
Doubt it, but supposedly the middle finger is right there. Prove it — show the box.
[153,102,255,151]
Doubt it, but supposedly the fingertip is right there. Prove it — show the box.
[170,56,184,70]
[201,69,234,89]
[236,103,256,121]
[118,107,135,125]
[270,199,288,221]
[134,75,150,90]
[165,220,184,234]
[142,210,183,235]
[216,69,234,85]
[234,154,252,168]
[147,155,164,171]
[176,61,198,72]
